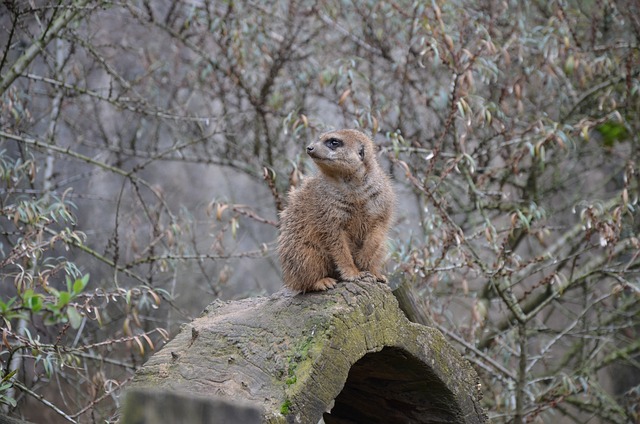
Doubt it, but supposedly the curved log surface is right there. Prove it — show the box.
[129,282,487,423]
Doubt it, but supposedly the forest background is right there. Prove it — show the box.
[0,1,639,423]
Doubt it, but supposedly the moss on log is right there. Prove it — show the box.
[129,282,487,423]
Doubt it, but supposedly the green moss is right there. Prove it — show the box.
[280,399,291,415]
[284,334,316,385]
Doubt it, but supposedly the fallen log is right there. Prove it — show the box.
[127,281,487,423]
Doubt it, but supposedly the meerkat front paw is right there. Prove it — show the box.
[342,271,376,284]
[311,277,337,291]
[374,273,388,284]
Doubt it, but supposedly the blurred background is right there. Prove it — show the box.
[0,1,638,422]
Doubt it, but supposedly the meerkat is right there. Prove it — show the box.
[278,129,395,292]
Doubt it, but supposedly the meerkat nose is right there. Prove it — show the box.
[306,145,314,153]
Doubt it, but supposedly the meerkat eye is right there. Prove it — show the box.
[325,138,343,150]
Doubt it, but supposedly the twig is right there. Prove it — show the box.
[233,205,278,227]
[69,375,134,419]
[514,322,527,424]
[127,249,269,266]
[13,380,76,423]
[0,0,93,96]
[478,237,635,349]
[436,324,517,382]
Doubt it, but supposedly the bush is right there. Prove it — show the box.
[0,1,638,422]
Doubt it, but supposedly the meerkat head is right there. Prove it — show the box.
[306,129,376,178]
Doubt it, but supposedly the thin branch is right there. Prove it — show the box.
[478,237,636,349]
[126,249,269,267]
[69,375,134,419]
[0,0,93,96]
[436,324,517,382]
[22,72,223,123]
[13,380,76,423]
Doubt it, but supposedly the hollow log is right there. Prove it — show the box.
[128,281,487,423]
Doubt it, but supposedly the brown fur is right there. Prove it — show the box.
[278,129,395,292]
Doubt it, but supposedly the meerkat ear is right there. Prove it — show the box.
[358,144,365,161]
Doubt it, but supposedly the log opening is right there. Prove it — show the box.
[325,347,461,423]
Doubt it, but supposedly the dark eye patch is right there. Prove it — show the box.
[325,138,343,150]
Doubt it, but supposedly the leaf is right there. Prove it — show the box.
[28,295,42,313]
[67,307,83,330]
[1,370,17,383]
[73,274,89,295]
[338,89,351,106]
[22,290,42,313]
[44,315,60,326]
[215,203,228,221]
[147,290,161,306]
[94,308,102,327]
[0,395,17,408]
[596,122,629,147]
[123,318,131,336]
[42,355,53,378]
[564,55,575,75]
[516,210,530,230]
[2,329,11,350]
[456,100,465,118]
[157,327,170,341]
[133,336,145,355]
[141,333,154,351]
[21,289,34,302]
[0,297,16,313]
[56,291,71,309]
[231,217,239,239]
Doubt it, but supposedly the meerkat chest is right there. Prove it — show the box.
[341,193,382,232]
[315,174,386,228]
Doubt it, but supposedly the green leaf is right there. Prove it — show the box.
[67,307,83,330]
[73,274,89,295]
[44,315,61,326]
[22,290,43,313]
[41,355,53,378]
[0,297,16,313]
[1,370,17,383]
[28,295,42,313]
[564,55,575,75]
[46,285,60,297]
[516,210,530,230]
[596,122,629,147]
[0,392,17,408]
[57,291,71,309]
[21,289,34,302]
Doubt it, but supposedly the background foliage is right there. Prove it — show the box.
[0,1,638,423]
